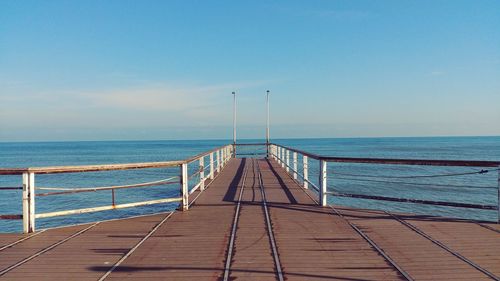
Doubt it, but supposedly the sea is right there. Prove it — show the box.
[1,136,499,233]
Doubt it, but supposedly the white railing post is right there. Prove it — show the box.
[286,150,290,173]
[225,146,228,163]
[497,166,500,224]
[199,156,205,191]
[293,152,298,180]
[303,156,308,189]
[277,147,280,162]
[319,160,327,206]
[281,149,285,168]
[180,163,189,211]
[224,147,227,165]
[209,152,214,179]
[220,149,224,168]
[22,172,35,233]
[216,150,221,173]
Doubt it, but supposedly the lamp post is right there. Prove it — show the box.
[266,90,270,157]
[232,92,236,156]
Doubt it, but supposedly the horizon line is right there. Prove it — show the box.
[1,134,499,144]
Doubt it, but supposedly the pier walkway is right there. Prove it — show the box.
[0,158,499,280]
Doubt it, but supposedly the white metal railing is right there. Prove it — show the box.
[268,143,500,223]
[0,144,234,233]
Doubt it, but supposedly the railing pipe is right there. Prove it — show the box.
[319,160,327,207]
[210,152,214,179]
[293,152,298,180]
[303,156,308,189]
[216,150,221,173]
[281,148,285,168]
[180,163,189,211]
[286,150,290,173]
[199,156,205,191]
[22,172,35,233]
[497,166,500,223]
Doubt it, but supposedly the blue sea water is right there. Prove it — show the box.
[1,137,499,233]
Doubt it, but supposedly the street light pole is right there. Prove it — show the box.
[232,91,236,145]
[266,90,270,157]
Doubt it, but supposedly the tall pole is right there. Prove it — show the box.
[266,90,270,158]
[266,90,270,143]
[232,92,236,145]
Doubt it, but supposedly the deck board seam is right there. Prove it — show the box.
[256,159,284,281]
[98,211,174,281]
[386,212,500,281]
[188,159,231,208]
[477,223,500,234]
[0,229,47,252]
[0,222,99,277]
[265,158,413,280]
[223,159,249,281]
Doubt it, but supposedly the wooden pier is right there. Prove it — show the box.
[0,157,499,280]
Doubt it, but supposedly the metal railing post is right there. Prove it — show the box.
[497,166,500,224]
[221,149,225,167]
[281,149,285,168]
[216,150,221,173]
[303,156,308,189]
[225,146,228,163]
[293,152,298,180]
[180,163,189,211]
[199,156,205,191]
[209,152,214,179]
[319,160,327,207]
[286,150,290,173]
[22,172,35,233]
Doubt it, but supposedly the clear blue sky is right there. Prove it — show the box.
[1,0,499,141]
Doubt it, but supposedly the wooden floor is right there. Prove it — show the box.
[0,158,499,280]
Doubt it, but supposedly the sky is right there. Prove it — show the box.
[0,0,499,141]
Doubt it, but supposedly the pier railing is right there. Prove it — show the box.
[269,143,500,223]
[0,144,234,233]
[233,143,268,158]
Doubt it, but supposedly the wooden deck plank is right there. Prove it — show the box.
[337,208,492,280]
[0,224,90,273]
[0,214,167,280]
[229,159,278,280]
[408,219,500,276]
[0,157,498,281]
[259,159,404,281]
[104,158,245,280]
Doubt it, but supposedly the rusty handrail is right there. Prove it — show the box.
[0,144,235,233]
[269,143,500,223]
[271,143,500,167]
